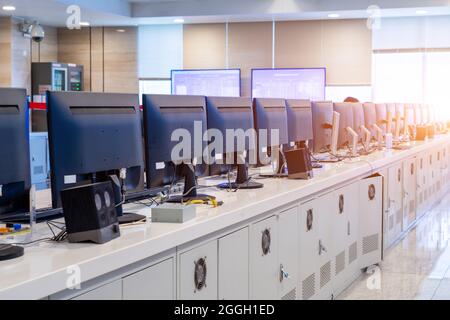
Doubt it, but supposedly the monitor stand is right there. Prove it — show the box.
[167,163,215,203]
[0,244,24,261]
[108,175,146,224]
[218,162,264,190]
[259,147,288,178]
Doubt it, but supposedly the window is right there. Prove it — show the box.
[372,52,424,103]
[138,79,171,103]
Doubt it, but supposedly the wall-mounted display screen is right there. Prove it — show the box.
[171,69,241,97]
[251,68,326,101]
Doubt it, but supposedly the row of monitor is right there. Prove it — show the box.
[171,68,326,101]
[0,87,434,221]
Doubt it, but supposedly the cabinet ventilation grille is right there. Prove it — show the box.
[320,262,331,288]
[335,251,345,276]
[363,234,379,255]
[302,274,315,300]
[34,165,44,175]
[282,288,297,300]
[349,241,357,264]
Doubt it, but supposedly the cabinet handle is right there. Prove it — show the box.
[347,221,351,236]
[279,264,289,283]
[319,240,327,255]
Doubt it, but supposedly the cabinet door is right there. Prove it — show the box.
[218,227,249,300]
[386,164,403,246]
[278,207,298,300]
[359,175,383,269]
[30,135,48,185]
[299,199,319,300]
[403,158,417,230]
[427,152,435,204]
[72,279,122,300]
[123,258,174,300]
[416,156,427,218]
[332,182,360,297]
[249,216,278,300]
[178,240,218,300]
[316,193,333,300]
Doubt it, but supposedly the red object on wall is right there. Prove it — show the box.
[29,102,47,110]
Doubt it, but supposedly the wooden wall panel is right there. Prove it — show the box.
[0,17,12,87]
[322,19,372,85]
[183,23,226,69]
[275,19,372,86]
[39,26,58,62]
[90,27,104,92]
[228,22,273,97]
[275,20,323,68]
[57,28,91,91]
[103,27,138,93]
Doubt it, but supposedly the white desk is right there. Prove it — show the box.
[1,135,449,300]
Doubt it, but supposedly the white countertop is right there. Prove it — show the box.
[1,136,449,300]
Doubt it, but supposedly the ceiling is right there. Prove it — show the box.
[1,0,450,26]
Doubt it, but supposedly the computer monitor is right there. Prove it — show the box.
[171,69,241,97]
[386,103,396,133]
[413,104,422,124]
[0,88,30,219]
[333,103,355,148]
[363,103,377,138]
[285,99,313,148]
[311,101,334,153]
[253,98,289,170]
[143,94,211,202]
[375,103,387,135]
[251,68,326,101]
[47,92,145,212]
[206,96,263,189]
[351,103,365,142]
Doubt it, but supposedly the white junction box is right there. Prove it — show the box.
[151,204,197,223]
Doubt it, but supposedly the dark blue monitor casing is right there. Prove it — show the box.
[333,103,355,148]
[311,101,334,153]
[253,98,289,149]
[0,88,30,216]
[47,91,144,209]
[285,99,313,145]
[142,94,208,189]
[206,96,255,175]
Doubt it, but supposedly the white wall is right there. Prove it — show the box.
[138,25,183,78]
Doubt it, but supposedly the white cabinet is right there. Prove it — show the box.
[249,216,278,300]
[123,258,175,300]
[299,199,320,300]
[278,207,299,300]
[218,227,249,300]
[416,155,428,218]
[331,182,359,296]
[427,151,436,205]
[72,279,122,300]
[315,194,333,300]
[298,194,334,300]
[386,164,403,247]
[359,175,383,270]
[178,240,218,300]
[403,158,417,230]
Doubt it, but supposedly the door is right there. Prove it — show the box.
[123,258,174,300]
[218,227,249,300]
[249,216,278,300]
[403,158,417,230]
[278,206,299,300]
[316,193,333,300]
[178,240,218,300]
[299,199,319,300]
[386,164,403,246]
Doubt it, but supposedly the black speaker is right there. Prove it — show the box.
[284,147,314,180]
[60,181,120,244]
